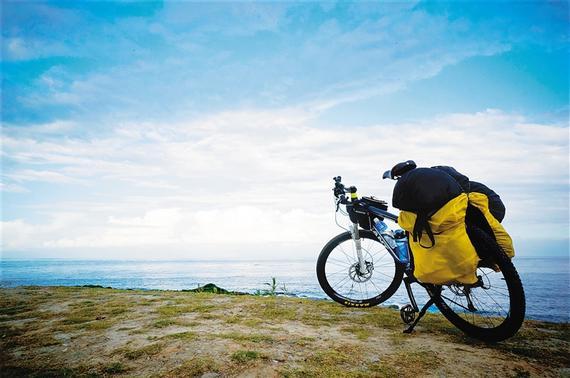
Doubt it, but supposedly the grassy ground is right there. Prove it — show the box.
[1,286,568,377]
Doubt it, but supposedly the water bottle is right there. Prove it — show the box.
[373,218,388,234]
[394,229,409,264]
[383,230,397,251]
[374,219,396,250]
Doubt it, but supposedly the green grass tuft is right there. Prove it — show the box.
[104,362,128,374]
[155,303,215,316]
[279,344,364,377]
[340,325,372,340]
[153,318,176,328]
[163,331,197,341]
[230,350,264,364]
[123,343,165,360]
[169,356,222,377]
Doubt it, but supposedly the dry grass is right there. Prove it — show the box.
[1,286,568,378]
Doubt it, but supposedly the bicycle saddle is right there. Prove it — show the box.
[383,160,417,179]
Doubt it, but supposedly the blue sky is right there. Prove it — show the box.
[1,1,568,259]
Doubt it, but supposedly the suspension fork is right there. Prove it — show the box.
[350,223,367,274]
[346,187,368,274]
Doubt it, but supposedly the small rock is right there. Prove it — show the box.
[201,373,221,378]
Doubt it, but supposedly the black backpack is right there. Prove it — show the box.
[392,164,506,247]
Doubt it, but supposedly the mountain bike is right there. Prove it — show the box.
[316,175,525,342]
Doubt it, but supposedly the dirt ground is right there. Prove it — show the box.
[1,286,568,377]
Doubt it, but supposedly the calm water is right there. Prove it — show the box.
[1,257,568,323]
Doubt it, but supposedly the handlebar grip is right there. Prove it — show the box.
[333,186,344,197]
[333,176,345,198]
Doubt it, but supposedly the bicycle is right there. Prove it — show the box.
[316,175,526,342]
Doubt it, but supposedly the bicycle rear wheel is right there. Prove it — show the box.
[316,230,404,307]
[428,227,525,342]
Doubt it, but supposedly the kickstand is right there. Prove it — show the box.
[403,298,435,334]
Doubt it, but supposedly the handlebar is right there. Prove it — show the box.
[333,176,358,208]
[332,175,399,223]
[333,176,356,196]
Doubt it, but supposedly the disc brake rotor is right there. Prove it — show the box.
[348,261,373,282]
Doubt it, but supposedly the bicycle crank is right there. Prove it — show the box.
[400,304,416,324]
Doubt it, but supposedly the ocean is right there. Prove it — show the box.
[1,257,568,323]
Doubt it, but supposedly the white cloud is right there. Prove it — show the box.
[2,37,72,61]
[4,38,30,60]
[8,169,82,184]
[0,183,29,193]
[1,108,568,257]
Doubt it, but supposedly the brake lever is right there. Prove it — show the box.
[335,195,347,211]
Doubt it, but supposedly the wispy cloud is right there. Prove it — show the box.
[2,109,568,256]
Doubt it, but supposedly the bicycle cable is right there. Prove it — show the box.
[333,197,350,232]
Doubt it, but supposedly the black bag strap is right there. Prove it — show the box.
[412,212,436,249]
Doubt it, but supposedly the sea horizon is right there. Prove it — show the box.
[2,257,568,324]
[2,255,567,261]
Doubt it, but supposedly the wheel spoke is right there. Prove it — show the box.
[441,293,472,312]
[368,278,383,294]
[326,267,350,276]
[481,287,509,317]
[326,258,351,268]
[471,293,497,328]
[339,249,355,265]
[332,275,350,289]
[486,288,510,297]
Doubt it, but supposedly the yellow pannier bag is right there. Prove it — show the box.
[468,192,515,258]
[398,193,479,285]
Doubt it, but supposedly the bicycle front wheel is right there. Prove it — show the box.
[428,227,526,342]
[316,230,404,307]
